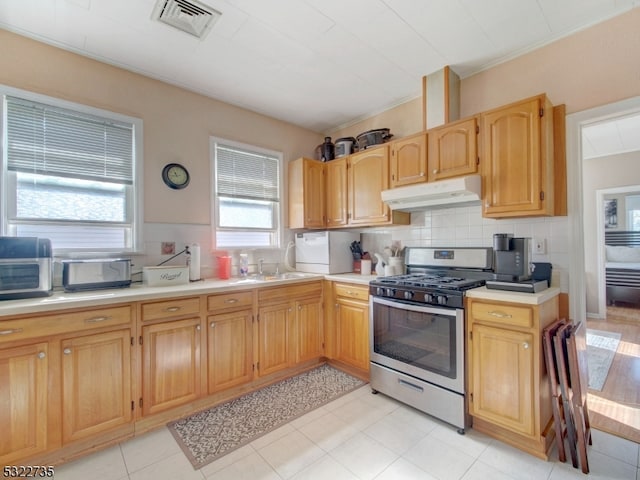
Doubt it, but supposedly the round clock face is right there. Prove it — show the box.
[162,163,190,190]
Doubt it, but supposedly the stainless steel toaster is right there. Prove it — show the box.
[62,258,131,292]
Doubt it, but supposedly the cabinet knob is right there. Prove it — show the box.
[37,351,46,359]
[196,325,201,331]
[432,169,438,174]
[419,172,425,177]
[210,322,216,328]
[298,305,302,310]
[488,310,512,319]
[523,342,529,349]
[224,298,239,304]
[165,306,181,312]
[63,348,72,355]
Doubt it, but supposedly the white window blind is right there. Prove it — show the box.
[6,96,133,184]
[213,139,281,248]
[2,90,142,253]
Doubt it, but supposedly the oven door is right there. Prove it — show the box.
[369,296,464,394]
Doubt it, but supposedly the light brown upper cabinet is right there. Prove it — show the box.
[288,157,325,229]
[389,132,428,187]
[325,157,349,228]
[348,146,410,226]
[481,94,554,218]
[427,117,478,182]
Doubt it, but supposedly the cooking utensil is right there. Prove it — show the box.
[334,137,357,157]
[356,128,393,150]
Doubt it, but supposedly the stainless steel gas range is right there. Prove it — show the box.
[369,247,493,434]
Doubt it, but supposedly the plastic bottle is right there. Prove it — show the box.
[239,253,249,277]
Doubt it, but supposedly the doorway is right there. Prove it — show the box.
[568,97,640,443]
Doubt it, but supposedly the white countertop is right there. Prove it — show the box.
[465,285,560,305]
[0,273,559,318]
[0,273,327,317]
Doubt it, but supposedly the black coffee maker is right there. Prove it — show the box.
[492,233,532,282]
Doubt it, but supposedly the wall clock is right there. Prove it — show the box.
[162,163,190,190]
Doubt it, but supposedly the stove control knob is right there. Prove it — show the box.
[424,293,433,303]
[437,295,448,305]
[385,288,396,297]
[403,291,414,300]
[376,287,385,296]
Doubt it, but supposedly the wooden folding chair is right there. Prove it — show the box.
[553,322,579,468]
[566,321,592,474]
[542,318,571,463]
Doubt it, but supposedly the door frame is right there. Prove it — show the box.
[567,95,640,320]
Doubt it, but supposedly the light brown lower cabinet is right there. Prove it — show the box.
[256,283,324,377]
[467,295,558,459]
[61,329,133,443]
[207,309,253,393]
[0,342,50,465]
[332,282,370,372]
[1,281,326,466]
[141,317,202,416]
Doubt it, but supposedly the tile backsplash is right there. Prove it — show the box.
[140,204,570,292]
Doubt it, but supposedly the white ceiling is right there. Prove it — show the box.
[0,0,639,134]
[582,113,640,159]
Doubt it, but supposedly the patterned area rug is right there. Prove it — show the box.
[168,364,366,469]
[586,329,621,391]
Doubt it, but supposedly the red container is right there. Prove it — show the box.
[217,256,231,280]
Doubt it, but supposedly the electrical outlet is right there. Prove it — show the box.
[533,238,546,254]
[161,241,176,255]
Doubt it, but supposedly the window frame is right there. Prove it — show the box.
[210,136,283,250]
[0,85,144,255]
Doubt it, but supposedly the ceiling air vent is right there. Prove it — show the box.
[152,0,221,39]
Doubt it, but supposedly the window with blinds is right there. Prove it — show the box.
[1,90,143,252]
[212,138,281,248]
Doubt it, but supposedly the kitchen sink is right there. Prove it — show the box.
[228,272,318,284]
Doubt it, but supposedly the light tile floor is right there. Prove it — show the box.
[54,385,640,480]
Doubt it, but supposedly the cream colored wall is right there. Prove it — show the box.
[460,8,640,116]
[0,29,323,227]
[328,97,423,143]
[330,8,640,141]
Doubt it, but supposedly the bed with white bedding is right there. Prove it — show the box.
[605,231,640,306]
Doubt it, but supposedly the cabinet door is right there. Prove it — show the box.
[303,159,326,228]
[142,318,201,416]
[257,302,291,376]
[61,329,132,443]
[0,343,49,465]
[481,96,551,217]
[428,117,478,181]
[470,323,535,436]
[295,296,323,363]
[390,133,427,187]
[348,147,390,225]
[207,309,253,393]
[325,157,348,227]
[335,298,369,370]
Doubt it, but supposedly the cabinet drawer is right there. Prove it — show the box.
[470,302,532,328]
[334,283,369,301]
[0,305,132,343]
[258,281,322,303]
[207,291,253,311]
[141,297,201,321]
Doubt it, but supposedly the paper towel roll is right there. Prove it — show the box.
[188,243,201,281]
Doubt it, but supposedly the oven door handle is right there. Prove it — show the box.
[371,296,456,315]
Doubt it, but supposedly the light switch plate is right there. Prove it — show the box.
[533,238,546,254]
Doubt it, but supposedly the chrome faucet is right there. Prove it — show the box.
[258,258,264,275]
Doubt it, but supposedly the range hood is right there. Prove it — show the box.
[381,175,482,211]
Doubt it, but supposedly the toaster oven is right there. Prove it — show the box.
[0,237,53,300]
